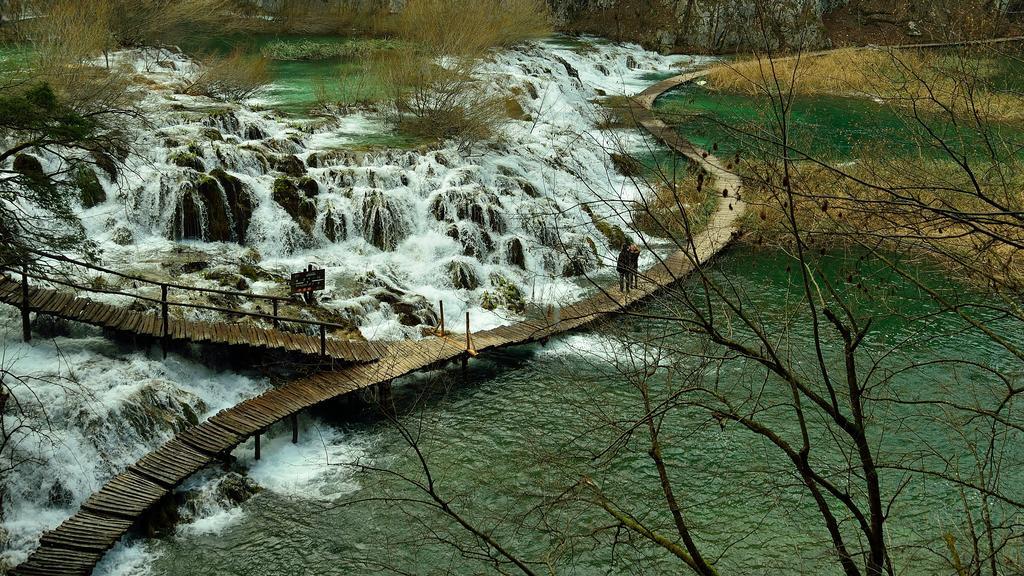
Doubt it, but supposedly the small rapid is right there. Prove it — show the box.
[72,39,702,339]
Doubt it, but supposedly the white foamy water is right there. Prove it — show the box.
[1,37,701,572]
[0,307,268,568]
[62,38,702,340]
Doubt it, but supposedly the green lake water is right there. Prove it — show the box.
[180,34,392,116]
[143,247,1024,575]
[654,83,1024,161]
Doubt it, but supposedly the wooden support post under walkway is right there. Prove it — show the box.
[291,414,298,444]
[161,284,169,359]
[21,262,30,343]
[254,432,261,461]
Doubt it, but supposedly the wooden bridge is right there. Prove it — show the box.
[8,62,745,576]
[0,250,384,364]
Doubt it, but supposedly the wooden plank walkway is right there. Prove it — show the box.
[9,55,750,576]
[0,278,382,363]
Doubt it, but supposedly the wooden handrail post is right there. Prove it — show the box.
[272,298,279,328]
[462,311,471,370]
[21,262,31,343]
[319,323,327,358]
[161,284,169,359]
[439,300,445,336]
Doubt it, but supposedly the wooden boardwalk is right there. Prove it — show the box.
[0,276,383,363]
[9,60,745,576]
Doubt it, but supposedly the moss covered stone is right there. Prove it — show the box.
[75,166,106,208]
[481,274,526,314]
[210,168,254,244]
[13,153,44,179]
[273,176,317,235]
[169,151,206,172]
[272,154,306,177]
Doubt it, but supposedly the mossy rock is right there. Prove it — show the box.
[582,205,629,250]
[297,176,319,198]
[196,174,232,241]
[75,166,106,208]
[210,168,254,244]
[481,274,526,314]
[273,177,316,235]
[201,127,224,141]
[446,260,480,290]
[323,209,347,243]
[13,153,44,179]
[169,151,205,172]
[203,269,248,290]
[239,261,276,282]
[505,237,526,268]
[111,227,134,246]
[244,124,266,141]
[610,153,643,178]
[503,97,530,121]
[272,154,306,177]
[90,150,118,181]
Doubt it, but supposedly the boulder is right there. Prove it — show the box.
[273,177,317,235]
[480,274,527,315]
[210,168,254,244]
[169,151,206,172]
[505,237,526,268]
[447,260,480,290]
[272,154,306,177]
[47,481,74,508]
[13,154,44,180]
[75,166,106,208]
[323,209,347,243]
[359,189,409,251]
[172,175,232,242]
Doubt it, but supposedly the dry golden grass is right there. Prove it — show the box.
[740,156,1024,290]
[368,0,551,146]
[706,48,1024,122]
[395,0,552,57]
[632,177,714,239]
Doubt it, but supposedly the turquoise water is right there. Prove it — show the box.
[143,247,1024,574]
[654,83,1024,161]
[180,34,391,115]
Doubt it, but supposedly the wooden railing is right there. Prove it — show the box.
[1,248,353,358]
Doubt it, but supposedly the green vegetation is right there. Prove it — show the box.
[581,204,629,250]
[261,38,402,61]
[0,83,127,259]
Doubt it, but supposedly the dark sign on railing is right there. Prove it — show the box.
[291,266,325,295]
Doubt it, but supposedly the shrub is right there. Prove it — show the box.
[394,0,552,58]
[182,48,269,101]
[372,50,503,149]
[261,38,400,61]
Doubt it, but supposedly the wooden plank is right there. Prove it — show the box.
[131,439,211,487]
[178,421,241,455]
[81,471,167,518]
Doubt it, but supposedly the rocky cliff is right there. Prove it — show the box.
[548,0,827,53]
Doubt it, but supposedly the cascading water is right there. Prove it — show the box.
[64,39,704,340]
[0,37,706,572]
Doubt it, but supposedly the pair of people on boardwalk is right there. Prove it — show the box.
[617,242,641,294]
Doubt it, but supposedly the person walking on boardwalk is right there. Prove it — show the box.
[617,243,631,293]
[627,243,641,290]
